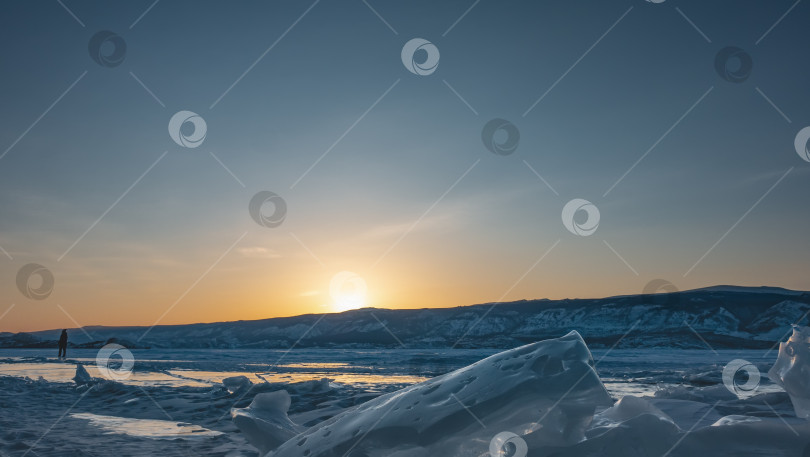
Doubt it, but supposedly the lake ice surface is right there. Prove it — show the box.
[0,347,791,456]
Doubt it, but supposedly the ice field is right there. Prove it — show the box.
[0,334,804,456]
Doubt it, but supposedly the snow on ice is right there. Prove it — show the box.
[2,329,810,456]
[233,330,810,457]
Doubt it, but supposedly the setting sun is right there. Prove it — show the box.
[332,293,366,313]
[329,271,368,312]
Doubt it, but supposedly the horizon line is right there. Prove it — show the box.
[7,283,806,335]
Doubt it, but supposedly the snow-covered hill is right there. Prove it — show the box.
[10,285,810,349]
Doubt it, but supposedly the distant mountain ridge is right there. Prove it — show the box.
[4,285,810,350]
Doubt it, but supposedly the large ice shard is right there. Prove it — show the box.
[233,330,613,457]
[73,364,93,384]
[768,325,810,418]
[223,375,253,394]
[232,390,305,455]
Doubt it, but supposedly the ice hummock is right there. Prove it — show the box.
[229,330,810,457]
[223,375,252,394]
[233,330,613,457]
[73,364,93,384]
[232,390,305,455]
[769,325,810,418]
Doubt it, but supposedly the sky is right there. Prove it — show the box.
[1,0,809,333]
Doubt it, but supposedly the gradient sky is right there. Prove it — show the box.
[1,0,809,333]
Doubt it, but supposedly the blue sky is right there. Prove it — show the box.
[1,0,809,332]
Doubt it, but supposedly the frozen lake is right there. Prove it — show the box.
[0,346,791,456]
[0,347,783,396]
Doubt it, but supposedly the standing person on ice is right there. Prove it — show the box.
[58,329,68,359]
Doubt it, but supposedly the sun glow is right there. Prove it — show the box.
[332,292,366,313]
[329,271,367,312]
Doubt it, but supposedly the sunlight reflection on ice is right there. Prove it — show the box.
[70,413,223,439]
[169,369,427,387]
[0,362,211,387]
[0,362,426,389]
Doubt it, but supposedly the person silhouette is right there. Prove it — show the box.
[58,329,68,359]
